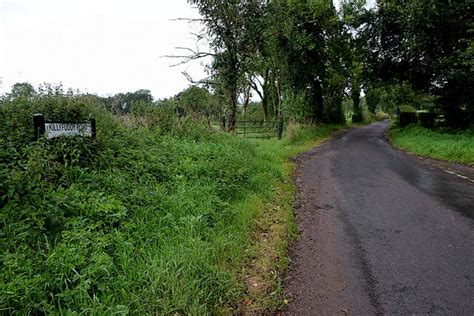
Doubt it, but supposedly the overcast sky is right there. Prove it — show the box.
[0,0,372,99]
[0,0,209,99]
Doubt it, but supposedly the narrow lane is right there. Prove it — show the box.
[285,121,474,315]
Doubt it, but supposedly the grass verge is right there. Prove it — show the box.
[234,123,346,312]
[389,125,474,166]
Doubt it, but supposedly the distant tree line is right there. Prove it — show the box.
[3,82,224,125]
[6,83,152,113]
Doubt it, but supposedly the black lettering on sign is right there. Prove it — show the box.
[45,122,92,139]
[33,114,96,140]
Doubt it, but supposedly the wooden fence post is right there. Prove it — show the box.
[33,113,45,140]
[220,116,226,131]
[90,118,97,139]
[276,120,284,140]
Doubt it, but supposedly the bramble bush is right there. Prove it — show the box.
[0,87,284,314]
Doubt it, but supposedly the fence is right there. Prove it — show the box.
[235,120,283,139]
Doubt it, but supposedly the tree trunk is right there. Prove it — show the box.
[242,85,251,117]
[352,84,362,123]
[224,51,239,132]
[274,74,282,121]
[313,80,324,122]
[250,69,271,123]
[220,116,226,131]
[353,88,361,112]
[227,82,238,132]
[262,96,269,123]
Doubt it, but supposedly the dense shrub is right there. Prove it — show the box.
[323,100,345,124]
[281,90,313,122]
[444,109,473,129]
[351,111,363,123]
[418,112,437,128]
[399,105,417,113]
[376,111,390,121]
[398,111,418,127]
[362,111,376,123]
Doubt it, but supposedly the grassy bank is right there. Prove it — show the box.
[1,92,344,314]
[389,125,474,166]
[236,123,345,312]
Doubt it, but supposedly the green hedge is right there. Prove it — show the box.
[399,111,418,127]
[418,112,436,128]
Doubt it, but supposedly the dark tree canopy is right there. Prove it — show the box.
[363,0,473,127]
[179,0,473,127]
[9,82,36,99]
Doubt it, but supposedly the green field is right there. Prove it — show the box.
[0,95,344,314]
[389,125,474,166]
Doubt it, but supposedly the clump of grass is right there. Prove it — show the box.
[233,123,347,311]
[389,125,474,166]
[283,122,344,148]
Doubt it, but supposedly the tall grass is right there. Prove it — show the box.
[1,91,345,313]
[283,123,344,148]
[389,125,474,166]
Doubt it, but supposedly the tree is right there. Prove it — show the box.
[272,0,347,123]
[178,86,209,113]
[128,89,153,105]
[363,0,473,127]
[9,82,36,99]
[341,0,368,121]
[187,0,260,131]
[185,0,395,126]
[365,85,380,113]
[177,85,221,124]
[243,0,280,123]
[107,90,154,114]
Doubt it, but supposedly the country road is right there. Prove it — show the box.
[285,121,474,315]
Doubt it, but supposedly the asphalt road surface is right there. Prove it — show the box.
[285,121,474,315]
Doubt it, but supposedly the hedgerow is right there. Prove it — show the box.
[0,88,283,314]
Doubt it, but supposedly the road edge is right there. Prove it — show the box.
[383,126,474,184]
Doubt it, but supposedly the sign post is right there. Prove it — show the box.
[33,114,45,140]
[33,114,96,140]
[90,118,96,139]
